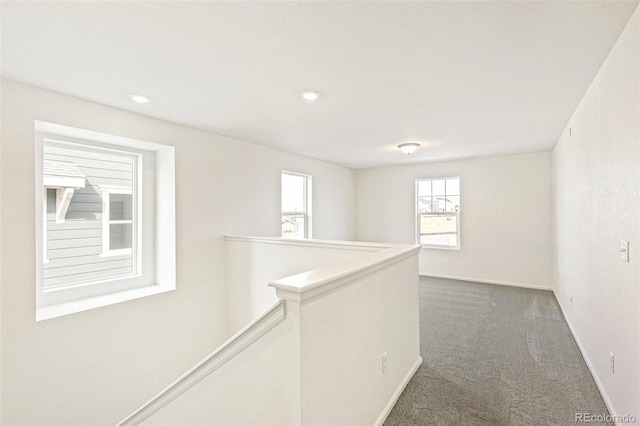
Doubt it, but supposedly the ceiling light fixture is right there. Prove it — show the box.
[129,93,150,103]
[300,90,320,101]
[398,143,420,154]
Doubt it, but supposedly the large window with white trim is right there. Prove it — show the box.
[36,121,176,321]
[416,177,460,249]
[42,140,140,289]
[281,171,311,239]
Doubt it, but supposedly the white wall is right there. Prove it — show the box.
[139,238,420,426]
[355,152,553,289]
[553,5,639,420]
[0,79,355,425]
[298,253,421,425]
[142,303,302,426]
[225,237,377,335]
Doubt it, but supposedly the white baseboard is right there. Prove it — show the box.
[374,356,423,426]
[420,273,552,291]
[553,292,621,426]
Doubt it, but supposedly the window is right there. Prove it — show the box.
[416,177,460,249]
[41,140,139,290]
[36,121,176,321]
[101,187,135,256]
[281,171,311,238]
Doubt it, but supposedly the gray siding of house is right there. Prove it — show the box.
[43,144,134,289]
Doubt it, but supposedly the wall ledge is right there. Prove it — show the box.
[270,241,420,304]
[225,235,388,252]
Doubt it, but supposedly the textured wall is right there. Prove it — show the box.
[355,152,553,289]
[553,5,639,420]
[300,254,420,425]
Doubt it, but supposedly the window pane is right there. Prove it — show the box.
[446,178,460,196]
[445,196,460,213]
[282,214,305,239]
[110,223,132,250]
[419,214,457,247]
[417,180,431,197]
[42,140,138,290]
[431,197,449,212]
[282,173,305,212]
[417,196,432,212]
[110,194,133,221]
[432,179,445,196]
[416,177,460,248]
[46,188,56,214]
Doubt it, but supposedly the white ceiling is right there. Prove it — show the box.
[2,1,638,168]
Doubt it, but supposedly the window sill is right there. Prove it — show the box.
[42,271,141,293]
[36,284,174,321]
[420,244,460,251]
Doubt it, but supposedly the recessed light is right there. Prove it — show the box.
[300,90,320,101]
[398,143,420,155]
[129,93,150,103]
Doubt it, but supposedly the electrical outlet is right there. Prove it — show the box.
[382,352,388,374]
[609,352,614,374]
[570,295,573,306]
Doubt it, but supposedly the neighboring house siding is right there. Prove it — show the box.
[43,144,133,289]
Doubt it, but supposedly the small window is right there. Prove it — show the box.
[109,193,133,250]
[281,171,311,239]
[36,121,176,321]
[416,177,460,249]
[101,187,135,256]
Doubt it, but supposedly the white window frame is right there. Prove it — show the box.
[100,186,136,258]
[43,189,50,264]
[35,121,176,321]
[416,177,460,250]
[281,170,312,239]
[43,141,141,287]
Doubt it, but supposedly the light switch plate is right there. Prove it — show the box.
[620,240,629,262]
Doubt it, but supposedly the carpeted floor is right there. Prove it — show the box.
[384,277,612,426]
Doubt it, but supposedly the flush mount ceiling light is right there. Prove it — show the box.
[129,93,150,103]
[300,90,320,101]
[398,143,420,154]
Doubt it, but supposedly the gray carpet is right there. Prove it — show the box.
[384,277,611,426]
